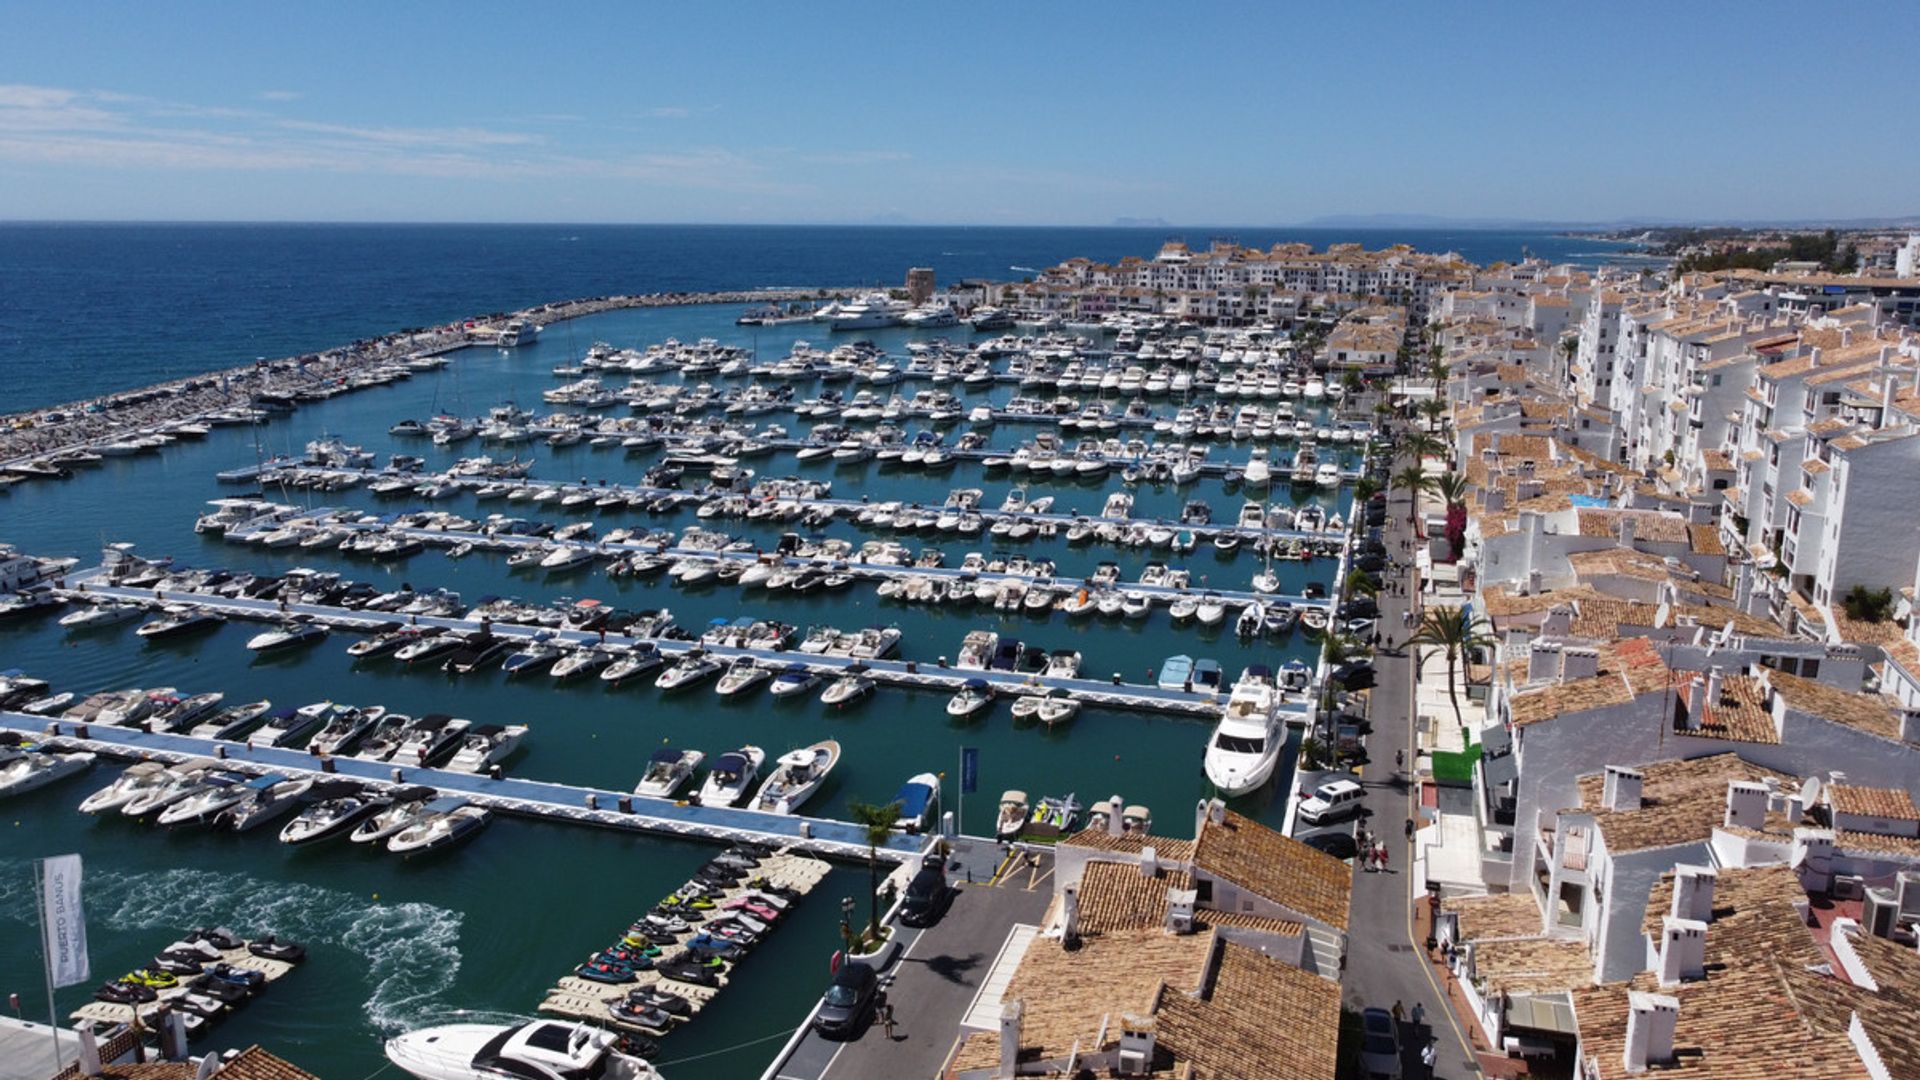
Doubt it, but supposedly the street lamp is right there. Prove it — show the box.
[840,896,855,952]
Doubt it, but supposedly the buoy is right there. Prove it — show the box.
[372,893,380,901]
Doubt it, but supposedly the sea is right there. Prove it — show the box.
[0,223,1633,1078]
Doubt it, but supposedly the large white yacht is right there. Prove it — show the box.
[1202,666,1282,796]
[828,293,910,331]
[386,1018,663,1080]
[495,320,541,347]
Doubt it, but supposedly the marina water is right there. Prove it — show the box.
[0,228,1508,1075]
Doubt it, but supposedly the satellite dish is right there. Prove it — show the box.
[1653,600,1672,629]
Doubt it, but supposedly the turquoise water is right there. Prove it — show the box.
[1,303,1329,1077]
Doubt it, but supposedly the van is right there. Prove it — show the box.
[1297,779,1364,825]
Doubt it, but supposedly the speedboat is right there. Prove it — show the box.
[143,691,225,733]
[187,699,273,740]
[349,623,421,660]
[714,656,773,698]
[351,712,415,762]
[892,773,940,833]
[1195,591,1227,626]
[1156,654,1195,691]
[78,762,173,813]
[750,740,840,815]
[350,785,440,844]
[996,790,1030,841]
[393,629,461,665]
[445,724,527,773]
[252,704,327,748]
[389,714,470,768]
[120,759,220,817]
[309,705,385,756]
[385,1018,663,1080]
[441,633,510,675]
[502,634,564,676]
[387,798,490,855]
[635,748,704,799]
[819,669,875,708]
[765,663,821,699]
[1036,689,1081,727]
[600,644,664,685]
[550,645,620,681]
[59,602,143,631]
[279,781,385,845]
[135,606,225,639]
[945,679,994,719]
[156,771,257,827]
[696,746,765,806]
[246,618,327,652]
[0,746,96,799]
[1203,668,1282,796]
[222,774,316,831]
[655,651,722,692]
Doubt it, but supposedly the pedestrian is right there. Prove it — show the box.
[1411,1001,1426,1028]
[1404,816,1415,841]
[1395,748,1404,769]
[881,999,898,1040]
[1379,843,1390,872]
[1391,1000,1406,1024]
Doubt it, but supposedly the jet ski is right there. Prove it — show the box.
[607,1000,676,1032]
[93,980,158,1004]
[186,973,250,1005]
[574,957,640,984]
[655,959,721,988]
[190,926,245,951]
[246,935,306,963]
[203,962,264,991]
[625,989,691,1017]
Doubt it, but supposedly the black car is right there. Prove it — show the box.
[1298,830,1358,860]
[1331,660,1376,690]
[1355,553,1388,573]
[899,866,955,928]
[1339,598,1379,620]
[811,961,878,1038]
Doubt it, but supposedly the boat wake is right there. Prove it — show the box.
[0,861,463,1033]
[1009,265,1040,273]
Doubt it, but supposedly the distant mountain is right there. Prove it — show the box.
[1110,217,1172,229]
[1295,212,1920,231]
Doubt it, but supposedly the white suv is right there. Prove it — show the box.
[1297,779,1364,826]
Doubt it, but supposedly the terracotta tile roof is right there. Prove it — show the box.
[1509,638,1670,727]
[1471,934,1593,993]
[1784,487,1815,507]
[1828,783,1920,822]
[1574,508,1691,543]
[1767,670,1904,742]
[1576,753,1796,853]
[1479,583,1606,620]
[1827,611,1904,647]
[1677,672,1779,743]
[1193,809,1351,932]
[1836,828,1920,857]
[1445,891,1545,940]
[1061,828,1198,864]
[1687,524,1725,556]
[1155,940,1341,1080]
[948,928,1214,1074]
[1639,861,1811,937]
[203,1048,321,1080]
[1198,909,1306,937]
[1078,860,1194,935]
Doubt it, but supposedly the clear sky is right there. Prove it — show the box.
[2,1,1915,226]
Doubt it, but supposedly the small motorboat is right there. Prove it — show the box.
[1195,592,1227,627]
[600,643,664,685]
[0,745,96,799]
[820,668,875,708]
[188,699,273,741]
[765,663,821,699]
[308,705,384,757]
[945,678,995,719]
[252,704,326,748]
[1156,654,1195,691]
[714,656,773,698]
[387,798,491,855]
[78,761,172,814]
[891,772,941,833]
[446,724,527,774]
[221,774,316,832]
[1037,688,1081,727]
[246,617,328,653]
[156,771,257,827]
[635,748,705,799]
[696,747,765,806]
[349,785,439,844]
[750,739,840,815]
[550,645,620,681]
[58,602,143,631]
[1028,792,1080,836]
[995,790,1030,841]
[279,781,385,844]
[120,759,220,817]
[655,651,723,692]
[389,714,470,768]
[501,633,565,677]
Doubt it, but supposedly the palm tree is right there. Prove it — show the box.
[1351,475,1382,505]
[846,798,903,941]
[1392,464,1434,532]
[1432,472,1471,512]
[1345,568,1379,598]
[1401,432,1445,464]
[1418,396,1449,434]
[1407,606,1494,727]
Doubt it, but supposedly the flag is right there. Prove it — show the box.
[39,854,89,988]
[960,747,979,795]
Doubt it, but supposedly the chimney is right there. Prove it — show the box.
[1061,886,1081,943]
[1882,378,1897,430]
[1901,708,1920,745]
[1559,646,1600,682]
[1725,780,1768,829]
[1672,864,1717,922]
[1527,568,1543,596]
[1810,345,1823,367]
[1106,794,1126,837]
[1618,515,1638,550]
[1115,1014,1158,1077]
[999,1000,1025,1079]
[1139,846,1159,879]
[1543,604,1574,636]
[160,1008,190,1061]
[1622,991,1680,1072]
[1842,327,1854,348]
[1603,766,1644,811]
[1657,916,1709,986]
[1529,640,1562,683]
[1792,827,1836,889]
[1686,674,1708,730]
[1165,887,1197,935]
[1706,667,1724,710]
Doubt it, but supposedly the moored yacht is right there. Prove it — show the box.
[696,746,765,806]
[1202,666,1282,796]
[634,747,704,798]
[384,1018,663,1080]
[750,739,840,814]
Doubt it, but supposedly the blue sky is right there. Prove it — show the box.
[2,2,1915,225]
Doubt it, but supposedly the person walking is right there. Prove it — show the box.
[1378,843,1390,873]
[880,998,898,1040]
[1411,1001,1426,1028]
[1405,816,1416,841]
[1395,748,1405,769]
[1391,1000,1406,1025]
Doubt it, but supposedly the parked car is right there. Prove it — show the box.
[899,865,955,927]
[1297,779,1365,826]
[1360,1006,1402,1078]
[811,961,879,1039]
[1297,830,1358,860]
[1331,660,1376,690]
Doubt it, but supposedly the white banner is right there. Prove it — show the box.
[40,854,89,988]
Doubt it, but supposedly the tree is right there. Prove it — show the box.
[1432,472,1470,511]
[846,798,903,940]
[1345,568,1379,599]
[1418,396,1450,434]
[1408,606,1495,727]
[1401,431,1444,465]
[1351,475,1382,505]
[1842,584,1895,623]
[1393,465,1435,533]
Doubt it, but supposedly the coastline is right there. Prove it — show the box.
[0,287,851,474]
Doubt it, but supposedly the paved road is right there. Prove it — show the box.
[771,839,1054,1080]
[1333,413,1484,1079]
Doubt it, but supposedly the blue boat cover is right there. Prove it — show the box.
[892,781,934,820]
